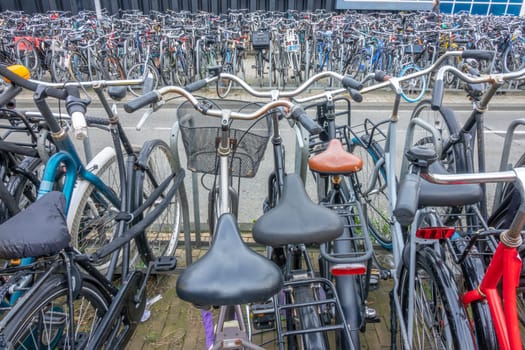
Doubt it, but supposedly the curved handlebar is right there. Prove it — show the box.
[431,64,525,109]
[124,85,322,133]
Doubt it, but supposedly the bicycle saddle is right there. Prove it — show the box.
[176,213,283,306]
[406,146,483,207]
[0,191,70,259]
[418,160,483,207]
[308,139,363,175]
[253,173,344,246]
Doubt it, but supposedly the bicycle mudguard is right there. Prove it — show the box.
[66,146,116,230]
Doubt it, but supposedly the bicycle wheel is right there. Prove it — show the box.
[68,148,123,270]
[134,140,182,267]
[7,156,44,214]
[351,135,392,249]
[410,99,466,173]
[399,64,427,103]
[292,285,329,350]
[503,39,525,73]
[397,246,476,349]
[216,63,233,98]
[15,39,38,77]
[50,56,70,83]
[68,52,90,82]
[127,63,159,97]
[2,274,110,349]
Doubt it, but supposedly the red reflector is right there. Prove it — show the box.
[416,227,455,240]
[330,263,366,276]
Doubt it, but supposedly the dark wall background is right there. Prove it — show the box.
[0,0,335,14]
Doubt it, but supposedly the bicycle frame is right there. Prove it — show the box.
[424,168,525,350]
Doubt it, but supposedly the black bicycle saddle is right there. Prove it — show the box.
[252,173,344,246]
[0,191,70,259]
[176,213,283,306]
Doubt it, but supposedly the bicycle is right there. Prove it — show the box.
[345,50,494,349]
[420,158,525,350]
[0,63,187,274]
[209,70,377,349]
[125,71,356,349]
[0,149,185,348]
[0,85,187,350]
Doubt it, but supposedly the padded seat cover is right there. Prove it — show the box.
[176,213,283,306]
[253,173,343,246]
[0,191,70,259]
[309,139,363,174]
[419,162,483,207]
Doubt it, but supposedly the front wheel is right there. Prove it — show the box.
[398,65,427,103]
[2,274,110,349]
[351,136,392,249]
[134,140,182,268]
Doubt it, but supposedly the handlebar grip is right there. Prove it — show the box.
[291,107,322,135]
[342,75,364,90]
[71,111,88,140]
[348,88,363,103]
[393,173,421,227]
[0,64,67,99]
[123,91,160,113]
[461,50,494,61]
[374,71,390,82]
[184,79,208,92]
[431,79,444,110]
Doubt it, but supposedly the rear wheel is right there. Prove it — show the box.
[292,285,329,350]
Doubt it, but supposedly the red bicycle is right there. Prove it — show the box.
[423,166,524,350]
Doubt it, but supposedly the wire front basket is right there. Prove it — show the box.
[176,99,272,178]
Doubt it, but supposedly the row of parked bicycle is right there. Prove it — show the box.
[2,8,525,98]
[0,43,525,349]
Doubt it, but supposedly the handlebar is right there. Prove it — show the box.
[431,64,525,110]
[124,85,323,135]
[421,167,525,245]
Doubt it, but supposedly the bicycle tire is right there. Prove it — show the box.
[351,135,392,249]
[216,63,233,98]
[127,63,159,97]
[293,285,329,350]
[50,56,70,83]
[332,223,362,349]
[503,39,525,73]
[410,99,466,173]
[15,38,39,76]
[398,64,426,103]
[7,156,44,216]
[68,52,90,82]
[444,238,499,349]
[133,139,182,267]
[1,273,110,349]
[397,246,477,349]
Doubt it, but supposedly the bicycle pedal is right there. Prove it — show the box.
[365,307,379,323]
[368,269,380,290]
[152,256,177,273]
